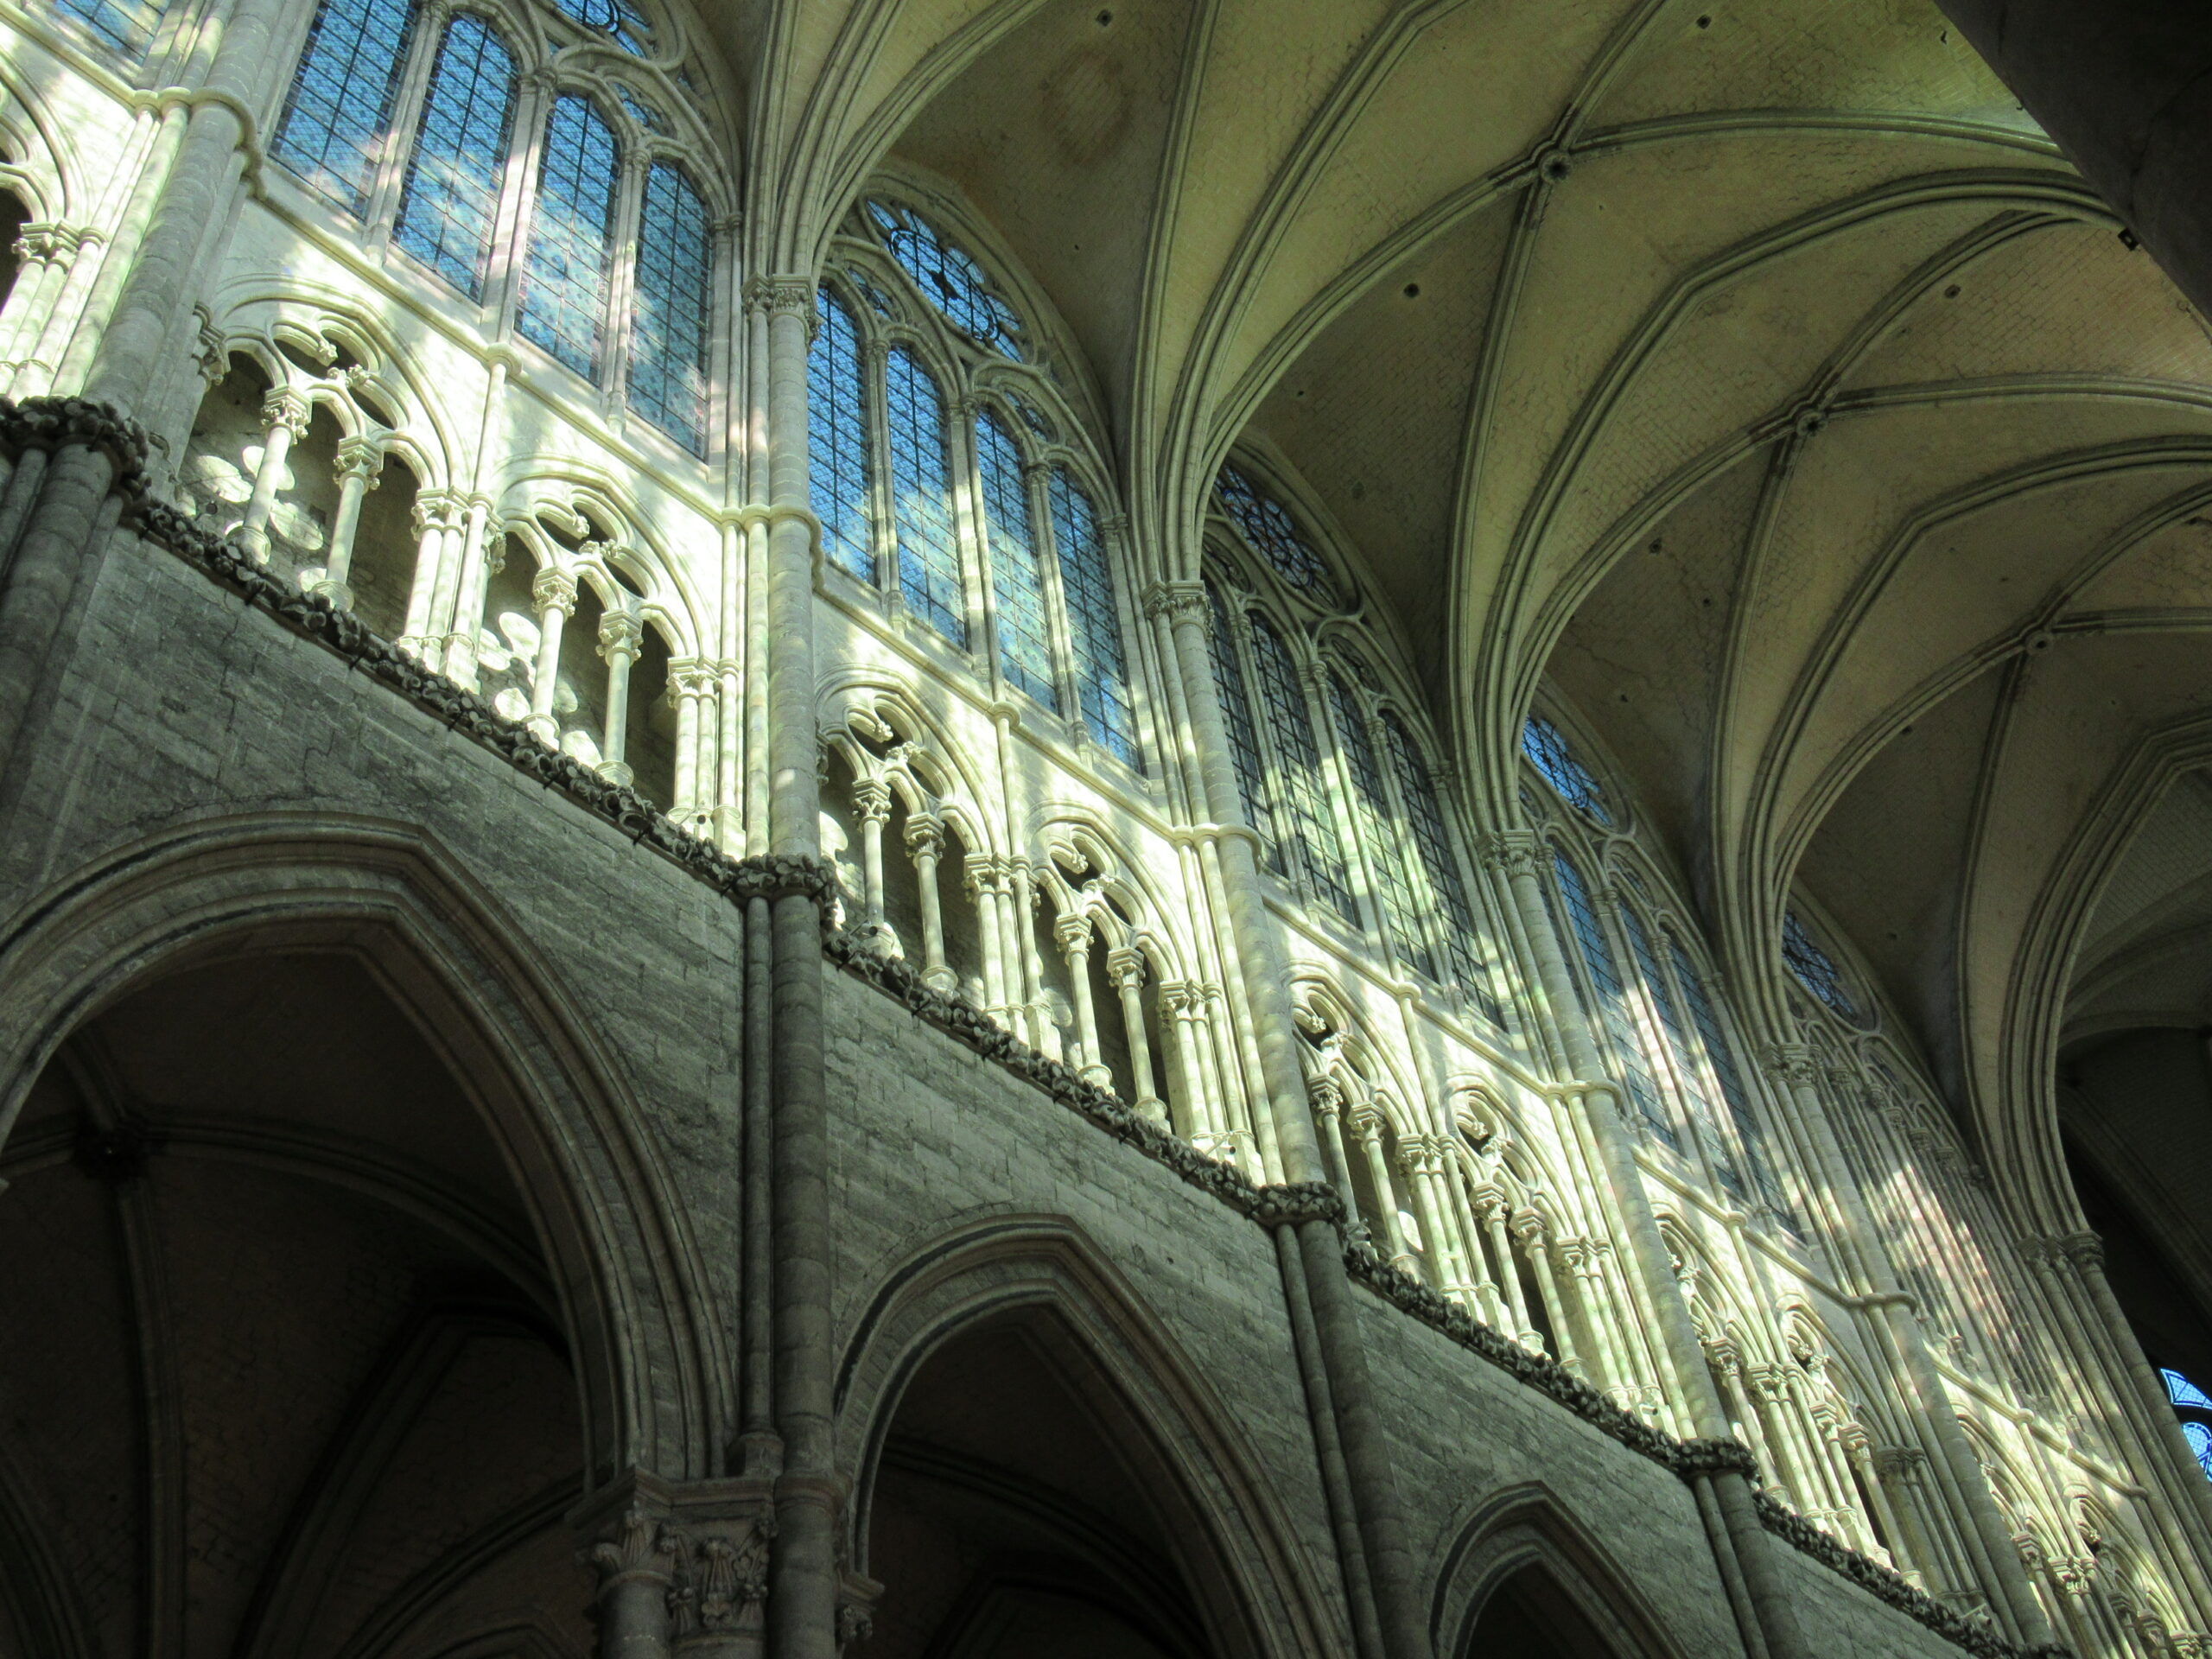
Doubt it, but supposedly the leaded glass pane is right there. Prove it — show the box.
[56,0,164,55]
[1215,465,1330,595]
[976,413,1056,711]
[1329,676,1430,976]
[1623,906,1738,1193]
[518,97,618,379]
[1670,936,1795,1225]
[1382,711,1497,1019]
[627,162,712,454]
[1249,618,1355,921]
[865,199,1022,358]
[1783,910,1859,1019]
[393,15,516,298]
[548,0,648,54]
[271,0,416,213]
[1522,715,1611,824]
[1050,469,1140,769]
[2187,1422,2212,1480]
[808,291,873,582]
[884,347,964,645]
[1207,584,1280,873]
[2167,1369,2212,1411]
[1553,852,1675,1148]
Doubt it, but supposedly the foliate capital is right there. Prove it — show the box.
[852,777,893,827]
[664,657,717,702]
[597,609,645,663]
[1141,581,1209,626]
[1104,944,1147,989]
[902,815,943,861]
[745,275,817,327]
[334,435,385,486]
[585,1504,681,1597]
[1760,1042,1821,1091]
[531,566,578,616]
[1476,831,1541,881]
[411,488,467,535]
[261,386,313,436]
[1054,911,1094,955]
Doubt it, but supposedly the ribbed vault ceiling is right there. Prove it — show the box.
[712,0,2212,1217]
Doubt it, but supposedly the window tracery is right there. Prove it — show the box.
[865,198,1022,359]
[2162,1370,2212,1480]
[1215,464,1330,597]
[1783,909,1859,1021]
[270,0,721,454]
[54,0,165,56]
[1522,714,1611,824]
[808,205,1142,774]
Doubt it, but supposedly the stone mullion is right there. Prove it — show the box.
[1429,1146,1491,1311]
[238,385,310,563]
[664,660,715,827]
[1304,658,1385,950]
[1367,702,1456,988]
[1841,1426,1916,1578]
[485,67,556,334]
[943,392,990,659]
[600,153,650,415]
[1024,454,1081,727]
[903,817,954,994]
[963,855,1010,1023]
[1306,1077,1358,1201]
[1005,861,1050,1051]
[861,338,897,605]
[1399,1141,1462,1298]
[1557,1238,1630,1400]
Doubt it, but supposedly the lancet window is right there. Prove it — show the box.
[807,197,1142,770]
[1203,467,1508,1025]
[2162,1370,2212,1480]
[1783,909,1859,1022]
[1528,714,1802,1230]
[53,0,166,57]
[270,0,718,453]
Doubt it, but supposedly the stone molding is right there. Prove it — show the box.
[2,395,150,496]
[123,483,2066,1659]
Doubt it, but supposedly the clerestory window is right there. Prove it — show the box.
[53,0,166,57]
[1522,715,1611,824]
[805,222,1142,772]
[1551,850,1677,1150]
[1782,909,1859,1021]
[271,0,716,454]
[2163,1369,2212,1480]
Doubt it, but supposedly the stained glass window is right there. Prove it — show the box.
[1383,712,1500,1023]
[1783,910,1858,1020]
[1051,470,1139,768]
[1249,618,1354,920]
[976,412,1056,710]
[1670,936,1794,1224]
[1623,906,1736,1192]
[1215,465,1329,595]
[808,290,874,582]
[1553,852,1675,1148]
[1522,715,1611,824]
[884,347,965,645]
[272,0,416,213]
[1207,585,1280,872]
[2165,1370,2212,1480]
[866,200,1021,358]
[393,14,517,298]
[1329,676,1430,977]
[620,94,668,133]
[56,0,165,54]
[627,163,713,453]
[517,97,618,378]
[548,0,648,53]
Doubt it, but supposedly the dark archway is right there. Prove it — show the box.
[1462,1566,1624,1659]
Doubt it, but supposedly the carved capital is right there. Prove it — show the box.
[531,566,578,617]
[1054,911,1094,956]
[745,275,817,327]
[261,386,313,437]
[1477,830,1541,882]
[665,1512,773,1638]
[410,487,467,536]
[1104,944,1147,990]
[664,657,717,702]
[1760,1043,1821,1090]
[334,435,385,486]
[585,1504,680,1598]
[1510,1206,1550,1245]
[853,777,893,827]
[1307,1075,1345,1120]
[903,815,944,861]
[1141,580,1209,626]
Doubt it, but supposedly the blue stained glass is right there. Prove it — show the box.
[884,347,965,645]
[272,0,416,213]
[1783,910,1859,1020]
[1207,584,1280,872]
[1522,715,1611,824]
[1216,465,1329,595]
[2166,1370,2212,1412]
[394,15,517,298]
[1329,675,1429,976]
[1050,469,1139,769]
[620,93,668,133]
[1623,906,1735,1193]
[1382,711,1498,1021]
[976,412,1056,711]
[1671,936,1795,1226]
[2186,1422,2212,1481]
[56,0,164,55]
[1249,617,1355,921]
[866,199,1022,358]
[628,163,713,454]
[808,291,874,582]
[1553,852,1675,1148]
[518,97,618,378]
[549,0,647,53]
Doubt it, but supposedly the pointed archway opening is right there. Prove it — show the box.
[861,1307,1230,1659]
[1462,1565,1623,1659]
[0,943,594,1658]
